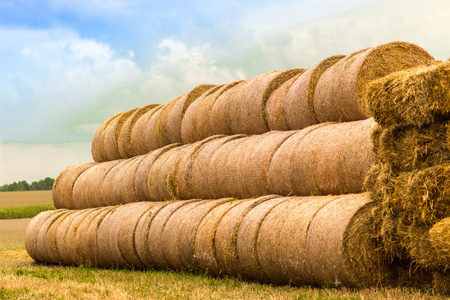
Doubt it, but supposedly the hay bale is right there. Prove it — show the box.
[227,71,283,135]
[180,85,225,143]
[146,144,190,201]
[134,202,170,268]
[236,197,288,282]
[56,209,92,266]
[131,105,163,156]
[366,61,449,127]
[147,200,199,270]
[75,206,114,267]
[134,143,182,202]
[264,72,303,131]
[285,55,344,130]
[118,104,160,158]
[391,164,450,226]
[374,122,450,172]
[193,199,244,275]
[256,199,305,284]
[98,159,133,207]
[267,124,327,196]
[37,210,72,264]
[142,104,165,152]
[204,135,248,198]
[114,155,146,204]
[214,196,277,278]
[433,270,450,294]
[176,135,244,199]
[104,108,138,161]
[25,210,61,263]
[277,196,337,285]
[97,204,134,268]
[73,160,122,209]
[306,194,379,287]
[429,217,450,269]
[166,84,217,144]
[161,200,207,270]
[173,135,225,200]
[52,162,96,209]
[314,41,434,123]
[240,131,296,197]
[209,81,245,136]
[116,202,159,269]
[91,112,122,162]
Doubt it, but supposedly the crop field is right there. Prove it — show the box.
[0,191,447,299]
[0,191,52,208]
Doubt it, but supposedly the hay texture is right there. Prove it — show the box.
[52,162,96,209]
[284,55,344,130]
[91,112,122,162]
[103,108,138,161]
[130,105,162,156]
[118,104,160,158]
[313,41,434,123]
[165,84,217,144]
[366,61,450,127]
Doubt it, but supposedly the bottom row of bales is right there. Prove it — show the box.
[27,193,440,289]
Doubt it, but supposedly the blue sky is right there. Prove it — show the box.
[1,0,449,184]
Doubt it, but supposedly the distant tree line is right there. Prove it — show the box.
[0,177,55,192]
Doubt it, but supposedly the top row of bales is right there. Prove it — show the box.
[91,41,435,162]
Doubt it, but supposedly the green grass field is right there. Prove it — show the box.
[0,191,448,299]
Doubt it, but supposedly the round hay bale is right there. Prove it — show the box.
[265,72,303,131]
[92,112,122,162]
[256,198,303,285]
[142,105,165,152]
[306,194,376,287]
[285,55,345,130]
[193,199,245,276]
[341,118,376,193]
[115,155,146,204]
[52,162,96,209]
[173,135,225,200]
[134,143,182,202]
[74,206,112,267]
[214,195,277,278]
[180,85,224,143]
[166,84,217,144]
[206,135,248,198]
[267,124,327,196]
[147,144,190,201]
[227,71,283,135]
[184,135,246,199]
[161,200,206,270]
[82,206,118,267]
[240,131,295,197]
[37,210,72,264]
[25,210,61,263]
[98,159,132,207]
[73,160,122,208]
[97,204,135,268]
[314,41,434,123]
[118,104,160,158]
[116,202,159,269]
[55,209,91,266]
[277,196,337,286]
[147,200,199,270]
[236,197,288,282]
[104,108,138,161]
[134,202,170,268]
[366,61,449,127]
[177,198,232,270]
[131,105,163,156]
[209,81,245,136]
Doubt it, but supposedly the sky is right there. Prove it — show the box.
[1,0,450,185]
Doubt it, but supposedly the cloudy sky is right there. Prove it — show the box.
[1,0,449,185]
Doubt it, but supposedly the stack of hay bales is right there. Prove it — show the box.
[25,41,449,291]
[364,61,450,293]
[91,41,434,162]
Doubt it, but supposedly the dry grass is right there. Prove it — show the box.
[0,191,52,208]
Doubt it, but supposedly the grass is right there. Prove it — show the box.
[0,204,55,220]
